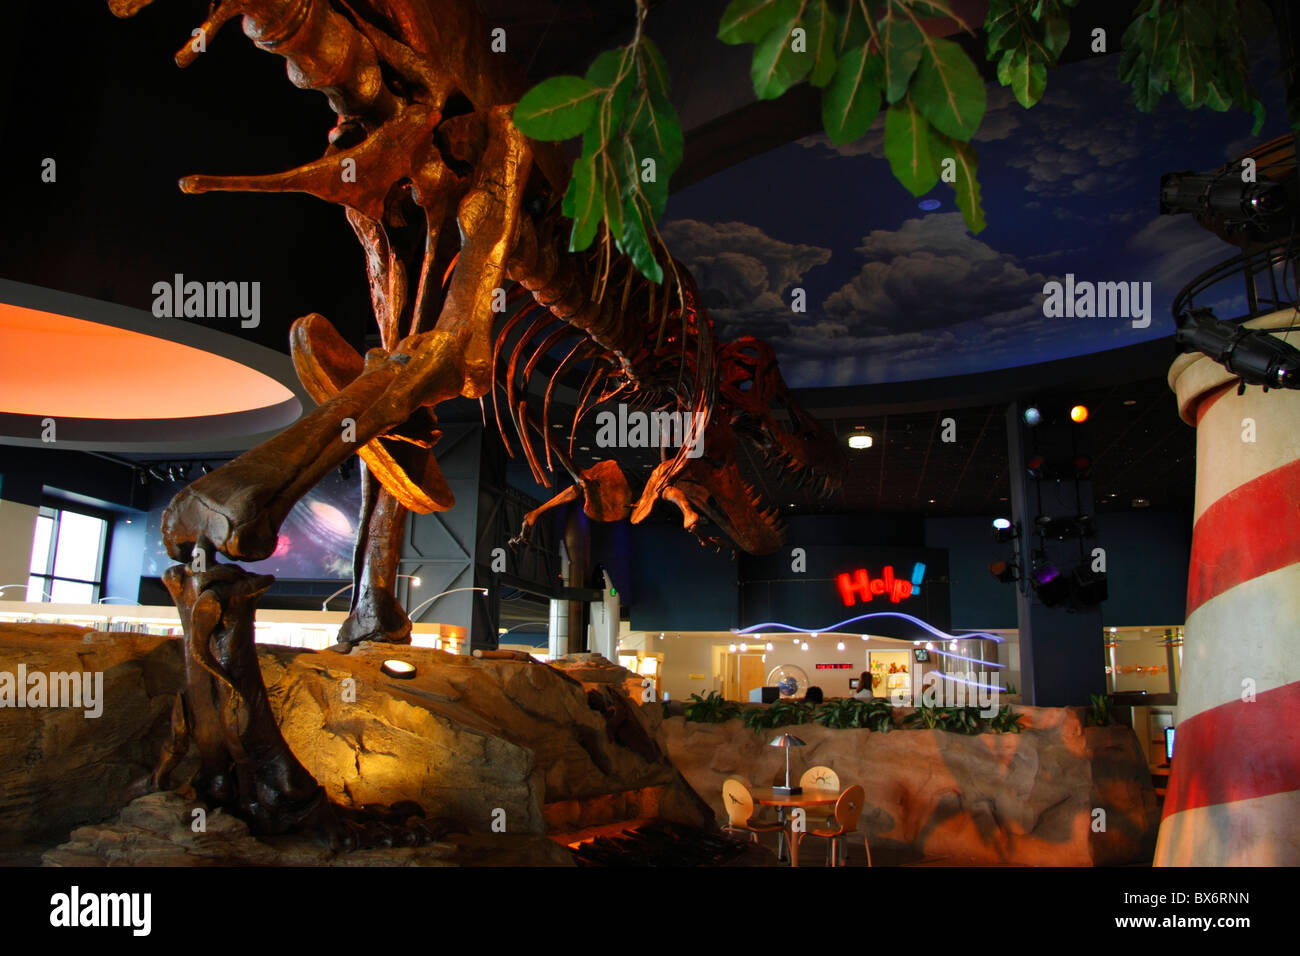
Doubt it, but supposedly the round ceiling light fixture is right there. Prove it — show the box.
[847,432,873,449]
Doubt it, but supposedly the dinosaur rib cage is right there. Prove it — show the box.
[488,214,718,490]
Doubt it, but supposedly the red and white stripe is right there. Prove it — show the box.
[1157,321,1300,866]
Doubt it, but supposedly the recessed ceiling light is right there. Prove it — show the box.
[579,445,590,451]
[848,433,873,449]
[1132,498,1150,507]
[1123,399,1137,406]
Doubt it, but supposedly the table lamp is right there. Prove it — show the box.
[770,733,806,796]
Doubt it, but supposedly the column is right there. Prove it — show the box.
[1157,309,1300,865]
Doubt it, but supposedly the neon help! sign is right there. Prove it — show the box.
[836,563,926,606]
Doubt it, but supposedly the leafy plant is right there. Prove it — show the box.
[1118,0,1273,134]
[513,0,1282,282]
[719,0,988,233]
[989,704,1024,734]
[513,0,682,283]
[683,691,742,723]
[983,0,1077,109]
[743,698,813,732]
[813,696,895,731]
[1085,693,1113,727]
[903,704,985,734]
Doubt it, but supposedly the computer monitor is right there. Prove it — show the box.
[913,647,929,663]
[1165,727,1176,762]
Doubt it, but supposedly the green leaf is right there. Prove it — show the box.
[1171,46,1207,108]
[750,11,814,99]
[1005,48,1047,108]
[627,74,684,178]
[806,0,839,88]
[936,133,986,233]
[585,47,635,130]
[618,194,663,283]
[637,37,674,106]
[623,111,674,221]
[512,75,601,141]
[879,15,924,104]
[884,98,939,196]
[1043,15,1069,57]
[718,0,801,45]
[985,14,1020,58]
[564,152,604,252]
[821,45,884,144]
[910,36,986,140]
[838,0,869,53]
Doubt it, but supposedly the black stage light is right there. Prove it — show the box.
[201,462,212,475]
[1035,515,1073,539]
[1176,307,1300,390]
[989,560,1019,583]
[1030,558,1070,607]
[1026,455,1047,479]
[991,517,1018,543]
[1075,514,1096,537]
[1071,566,1108,605]
[1160,171,1287,220]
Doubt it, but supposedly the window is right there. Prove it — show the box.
[28,506,108,603]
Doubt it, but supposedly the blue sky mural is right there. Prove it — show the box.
[661,50,1290,388]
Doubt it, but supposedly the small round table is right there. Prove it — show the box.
[751,786,840,866]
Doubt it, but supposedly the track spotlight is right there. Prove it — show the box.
[989,560,1018,584]
[148,466,168,482]
[991,518,1018,542]
[1069,404,1089,423]
[200,462,212,475]
[1030,558,1070,607]
[1176,307,1300,390]
[1070,566,1108,605]
[1023,406,1042,426]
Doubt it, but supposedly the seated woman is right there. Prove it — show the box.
[803,685,824,705]
[853,672,874,701]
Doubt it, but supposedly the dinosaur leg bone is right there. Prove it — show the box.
[163,328,463,563]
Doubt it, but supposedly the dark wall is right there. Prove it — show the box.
[1094,510,1190,626]
[627,521,739,631]
[925,516,1019,630]
[0,448,142,510]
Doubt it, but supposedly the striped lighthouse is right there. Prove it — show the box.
[1158,309,1300,865]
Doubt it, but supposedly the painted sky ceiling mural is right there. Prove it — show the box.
[661,51,1290,389]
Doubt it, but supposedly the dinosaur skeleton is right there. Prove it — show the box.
[109,0,844,838]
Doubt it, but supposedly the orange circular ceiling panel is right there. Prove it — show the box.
[0,302,295,419]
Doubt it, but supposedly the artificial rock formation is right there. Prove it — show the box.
[661,706,1158,866]
[0,624,706,862]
